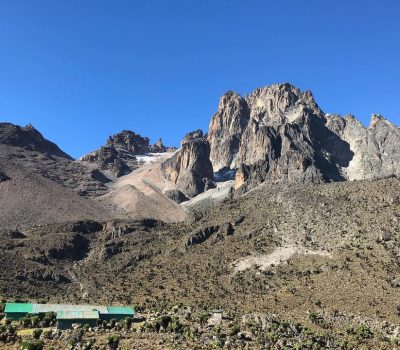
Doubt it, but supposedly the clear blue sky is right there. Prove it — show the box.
[0,0,399,158]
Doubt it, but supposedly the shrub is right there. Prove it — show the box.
[107,335,120,350]
[124,316,133,328]
[348,324,373,340]
[155,315,172,331]
[20,316,32,327]
[41,330,52,339]
[229,323,240,336]
[33,328,42,339]
[198,311,209,325]
[31,316,40,327]
[82,339,95,350]
[20,339,44,350]
[42,312,56,327]
[167,318,185,333]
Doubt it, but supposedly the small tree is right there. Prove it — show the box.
[31,316,40,327]
[107,335,120,350]
[32,328,42,339]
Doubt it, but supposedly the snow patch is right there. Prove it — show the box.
[136,153,170,165]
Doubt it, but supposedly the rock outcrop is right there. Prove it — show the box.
[164,189,190,204]
[161,130,214,197]
[0,123,72,159]
[81,130,172,178]
[326,114,400,180]
[0,171,11,182]
[207,83,399,191]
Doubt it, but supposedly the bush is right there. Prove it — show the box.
[41,330,52,339]
[229,323,240,336]
[155,315,172,331]
[124,316,133,328]
[33,328,42,339]
[107,335,120,350]
[198,311,209,325]
[167,318,185,334]
[348,324,373,340]
[82,339,95,350]
[42,312,56,327]
[31,316,40,327]
[20,339,44,350]
[20,316,32,327]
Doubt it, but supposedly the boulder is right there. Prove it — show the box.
[164,189,190,204]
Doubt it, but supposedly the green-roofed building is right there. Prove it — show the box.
[4,302,135,328]
[56,310,100,330]
[103,306,135,321]
[4,303,33,320]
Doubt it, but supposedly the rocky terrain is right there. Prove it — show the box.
[208,83,400,192]
[0,83,399,349]
[81,130,173,178]
[1,177,400,349]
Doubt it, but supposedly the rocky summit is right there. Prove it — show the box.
[1,83,400,350]
[207,83,399,192]
[81,130,173,178]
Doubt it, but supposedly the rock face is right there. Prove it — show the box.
[207,83,400,190]
[105,130,151,154]
[326,114,400,180]
[0,123,72,159]
[81,130,171,178]
[161,130,214,197]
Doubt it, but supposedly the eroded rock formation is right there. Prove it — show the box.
[81,130,171,178]
[161,130,214,197]
[207,83,399,191]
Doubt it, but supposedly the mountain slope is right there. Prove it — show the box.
[0,155,110,229]
[1,177,399,328]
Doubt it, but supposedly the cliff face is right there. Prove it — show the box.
[207,83,399,191]
[326,114,400,180]
[161,130,213,198]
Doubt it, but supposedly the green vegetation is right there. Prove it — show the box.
[20,339,44,350]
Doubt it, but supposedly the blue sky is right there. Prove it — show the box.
[0,0,399,158]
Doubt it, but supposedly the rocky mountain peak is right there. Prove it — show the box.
[0,122,72,159]
[181,129,204,145]
[205,83,400,191]
[106,130,150,154]
[81,129,172,178]
[245,83,322,125]
[369,113,396,129]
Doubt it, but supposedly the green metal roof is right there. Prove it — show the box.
[107,306,135,315]
[56,310,99,320]
[5,303,33,313]
[4,303,134,316]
